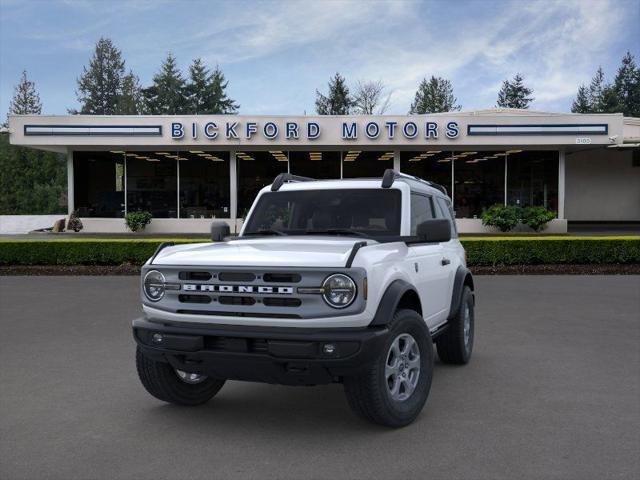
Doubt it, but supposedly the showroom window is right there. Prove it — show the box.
[178,151,230,218]
[507,150,558,212]
[237,151,288,217]
[73,151,125,218]
[400,150,453,193]
[126,152,177,218]
[342,150,394,178]
[289,151,341,179]
[453,151,505,218]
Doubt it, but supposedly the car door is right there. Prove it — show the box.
[434,197,459,315]
[405,192,451,327]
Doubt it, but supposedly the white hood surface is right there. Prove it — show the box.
[152,237,369,268]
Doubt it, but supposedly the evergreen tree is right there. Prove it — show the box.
[587,66,607,111]
[207,65,239,114]
[185,59,239,114]
[496,73,534,109]
[186,58,209,114]
[9,70,42,116]
[613,51,640,117]
[116,71,144,114]
[315,73,353,115]
[409,76,460,114]
[571,85,591,113]
[143,53,188,114]
[75,37,126,114]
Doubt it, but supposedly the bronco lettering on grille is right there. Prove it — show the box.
[182,284,294,294]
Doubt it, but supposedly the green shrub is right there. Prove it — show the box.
[125,211,153,232]
[460,237,640,266]
[521,206,556,232]
[481,205,520,232]
[0,237,638,267]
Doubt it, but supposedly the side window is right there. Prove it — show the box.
[410,193,435,235]
[436,197,458,238]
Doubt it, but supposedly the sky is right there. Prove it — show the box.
[0,0,638,117]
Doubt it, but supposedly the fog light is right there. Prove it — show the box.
[152,333,163,344]
[323,343,336,354]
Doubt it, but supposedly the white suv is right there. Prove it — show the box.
[133,169,475,427]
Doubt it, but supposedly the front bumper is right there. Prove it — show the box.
[133,317,390,385]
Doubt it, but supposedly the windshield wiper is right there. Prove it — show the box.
[304,229,369,238]
[243,229,287,236]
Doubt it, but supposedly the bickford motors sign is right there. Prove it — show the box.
[171,119,461,141]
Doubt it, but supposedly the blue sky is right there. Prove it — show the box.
[1,0,638,117]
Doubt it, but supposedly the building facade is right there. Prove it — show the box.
[8,109,640,233]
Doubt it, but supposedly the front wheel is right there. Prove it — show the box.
[136,347,226,406]
[343,309,434,428]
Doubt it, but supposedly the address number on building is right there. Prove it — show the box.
[576,137,592,144]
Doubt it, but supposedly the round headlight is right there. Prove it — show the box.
[143,270,166,302]
[322,274,356,308]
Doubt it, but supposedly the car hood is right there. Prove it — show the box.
[151,236,370,268]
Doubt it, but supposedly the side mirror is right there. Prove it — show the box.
[210,220,231,241]
[416,218,451,243]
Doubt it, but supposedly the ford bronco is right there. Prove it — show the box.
[133,169,475,427]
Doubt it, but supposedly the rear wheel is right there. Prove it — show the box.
[343,309,434,428]
[436,286,474,364]
[136,347,225,406]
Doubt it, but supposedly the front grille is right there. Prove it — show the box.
[150,266,366,320]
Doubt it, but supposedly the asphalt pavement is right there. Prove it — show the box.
[0,275,638,480]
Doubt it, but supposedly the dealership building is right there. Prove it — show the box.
[7,109,640,233]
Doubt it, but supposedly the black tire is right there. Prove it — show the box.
[343,309,434,428]
[436,286,474,365]
[136,347,225,406]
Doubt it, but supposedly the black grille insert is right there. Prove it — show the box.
[263,273,301,283]
[179,271,212,281]
[218,296,256,306]
[219,272,256,282]
[263,297,302,307]
[178,294,212,304]
[176,310,301,319]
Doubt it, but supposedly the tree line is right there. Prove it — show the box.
[1,37,638,216]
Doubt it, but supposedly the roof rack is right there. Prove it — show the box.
[271,173,315,191]
[381,169,448,195]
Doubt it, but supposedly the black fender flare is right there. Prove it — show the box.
[369,279,420,327]
[448,266,474,321]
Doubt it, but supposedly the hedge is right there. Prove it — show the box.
[0,237,639,266]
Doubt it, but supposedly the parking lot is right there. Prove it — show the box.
[1,275,638,480]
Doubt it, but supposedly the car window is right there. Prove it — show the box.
[243,189,402,237]
[436,197,458,238]
[410,193,435,235]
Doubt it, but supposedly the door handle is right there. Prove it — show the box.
[441,258,451,266]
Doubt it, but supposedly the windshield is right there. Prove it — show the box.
[243,189,401,237]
